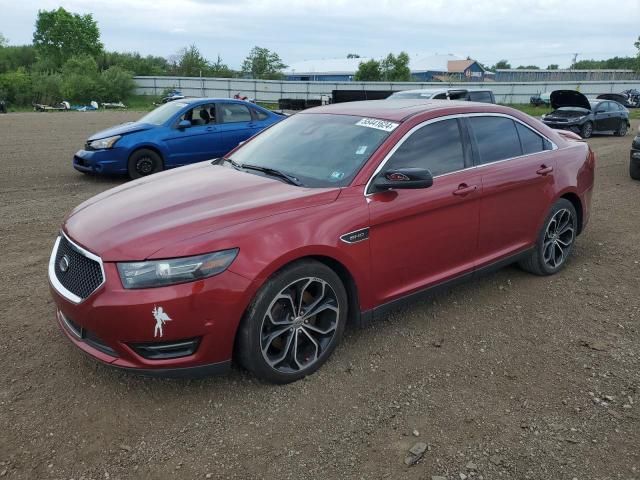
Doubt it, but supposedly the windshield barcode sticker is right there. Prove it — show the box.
[356,118,399,132]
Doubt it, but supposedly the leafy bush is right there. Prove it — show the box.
[98,66,135,101]
[0,68,32,104]
[31,72,63,103]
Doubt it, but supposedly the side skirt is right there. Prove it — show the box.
[358,248,533,327]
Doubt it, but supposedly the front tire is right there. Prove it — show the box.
[519,198,578,276]
[127,149,163,179]
[580,121,593,139]
[630,159,640,180]
[236,260,348,384]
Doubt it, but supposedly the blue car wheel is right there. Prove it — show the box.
[128,149,163,179]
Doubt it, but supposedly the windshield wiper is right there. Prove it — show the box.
[240,163,304,187]
[215,157,243,170]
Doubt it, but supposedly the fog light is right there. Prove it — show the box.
[129,338,201,360]
[632,152,640,160]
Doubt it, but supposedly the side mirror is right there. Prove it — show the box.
[372,167,434,191]
[178,119,191,129]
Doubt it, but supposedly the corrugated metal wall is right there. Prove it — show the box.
[134,76,640,105]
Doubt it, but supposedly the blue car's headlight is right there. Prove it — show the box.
[89,135,121,150]
[117,249,239,289]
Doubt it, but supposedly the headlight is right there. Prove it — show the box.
[89,135,121,150]
[117,249,239,289]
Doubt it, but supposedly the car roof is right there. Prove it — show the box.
[392,88,492,94]
[302,99,509,122]
[177,97,253,105]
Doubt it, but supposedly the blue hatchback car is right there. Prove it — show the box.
[73,98,285,178]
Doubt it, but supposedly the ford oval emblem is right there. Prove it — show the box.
[59,255,70,273]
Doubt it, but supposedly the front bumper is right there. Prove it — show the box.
[73,148,128,175]
[49,238,253,376]
[542,120,581,134]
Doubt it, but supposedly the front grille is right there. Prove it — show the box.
[54,236,104,300]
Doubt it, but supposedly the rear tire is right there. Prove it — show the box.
[236,260,348,384]
[127,149,163,179]
[615,120,628,137]
[519,198,578,276]
[580,121,593,139]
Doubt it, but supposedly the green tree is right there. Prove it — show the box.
[354,59,381,81]
[547,64,559,70]
[0,45,37,73]
[347,53,360,58]
[241,46,286,79]
[0,33,7,47]
[380,52,411,81]
[97,51,168,76]
[33,7,102,69]
[61,54,99,102]
[169,45,210,76]
[492,59,511,70]
[209,54,234,78]
[516,65,540,69]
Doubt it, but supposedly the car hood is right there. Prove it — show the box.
[63,162,340,261]
[550,90,591,110]
[87,122,154,141]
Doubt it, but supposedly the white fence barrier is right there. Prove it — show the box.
[133,76,640,105]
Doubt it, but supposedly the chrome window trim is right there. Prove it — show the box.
[48,232,106,304]
[364,112,558,196]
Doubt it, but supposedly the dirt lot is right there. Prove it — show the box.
[0,111,639,480]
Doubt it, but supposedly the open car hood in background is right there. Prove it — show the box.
[596,93,627,105]
[550,90,592,110]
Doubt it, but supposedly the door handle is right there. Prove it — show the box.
[536,165,553,175]
[452,184,478,196]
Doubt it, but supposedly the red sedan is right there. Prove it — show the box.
[48,100,595,383]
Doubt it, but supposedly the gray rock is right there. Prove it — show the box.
[404,442,428,465]
[466,461,478,471]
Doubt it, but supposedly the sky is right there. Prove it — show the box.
[0,0,638,70]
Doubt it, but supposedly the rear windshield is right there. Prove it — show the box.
[228,113,394,188]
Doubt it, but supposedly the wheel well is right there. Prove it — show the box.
[561,192,583,234]
[292,255,362,327]
[129,146,164,166]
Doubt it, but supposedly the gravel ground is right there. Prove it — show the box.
[0,111,639,480]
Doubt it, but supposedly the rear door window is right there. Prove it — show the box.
[385,119,465,176]
[515,122,549,155]
[469,116,522,164]
[220,103,252,123]
[252,108,269,121]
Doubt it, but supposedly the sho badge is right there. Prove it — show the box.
[152,305,172,338]
[340,227,370,244]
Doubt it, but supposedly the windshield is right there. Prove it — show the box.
[138,102,188,125]
[228,113,394,188]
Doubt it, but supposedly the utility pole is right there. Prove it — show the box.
[571,53,579,69]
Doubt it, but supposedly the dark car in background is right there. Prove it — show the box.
[387,88,495,103]
[541,90,629,139]
[631,129,640,180]
[73,98,285,179]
